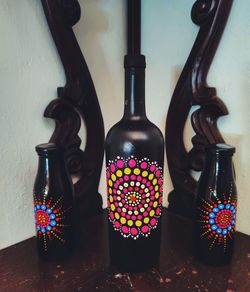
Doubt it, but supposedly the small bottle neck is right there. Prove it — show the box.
[204,153,235,187]
[123,66,146,120]
[37,154,63,176]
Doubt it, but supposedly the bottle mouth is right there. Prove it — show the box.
[205,143,235,156]
[124,55,146,68]
[35,143,62,156]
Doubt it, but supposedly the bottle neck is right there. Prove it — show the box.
[123,67,146,120]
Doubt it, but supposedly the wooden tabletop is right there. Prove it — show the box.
[0,209,249,292]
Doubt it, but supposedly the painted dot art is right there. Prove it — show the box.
[34,193,71,251]
[106,156,163,240]
[198,189,237,252]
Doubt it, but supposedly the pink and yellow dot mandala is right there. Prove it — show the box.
[106,156,163,240]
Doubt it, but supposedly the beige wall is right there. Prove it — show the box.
[0,0,249,249]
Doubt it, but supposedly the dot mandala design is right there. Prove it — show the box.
[198,189,237,252]
[106,156,163,240]
[34,194,71,251]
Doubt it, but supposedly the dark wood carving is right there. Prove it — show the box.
[41,0,105,217]
[166,0,233,217]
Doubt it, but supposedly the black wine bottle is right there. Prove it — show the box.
[105,0,164,272]
[194,144,237,266]
[33,143,74,261]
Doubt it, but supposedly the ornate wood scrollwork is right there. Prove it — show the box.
[166,0,233,217]
[41,0,104,217]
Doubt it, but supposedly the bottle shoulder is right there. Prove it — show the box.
[106,118,164,141]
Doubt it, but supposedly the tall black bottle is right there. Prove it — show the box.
[33,143,74,261]
[105,0,164,271]
[194,144,237,266]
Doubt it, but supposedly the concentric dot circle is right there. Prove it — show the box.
[34,204,57,233]
[107,156,163,240]
[208,203,236,235]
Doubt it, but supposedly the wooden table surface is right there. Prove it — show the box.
[0,209,249,292]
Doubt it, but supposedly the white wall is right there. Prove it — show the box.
[0,0,249,249]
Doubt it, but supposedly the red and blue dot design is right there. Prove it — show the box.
[34,194,71,251]
[198,190,237,251]
[106,156,163,240]
[34,204,57,234]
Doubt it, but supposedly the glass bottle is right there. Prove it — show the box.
[105,0,164,269]
[194,143,237,265]
[33,143,74,261]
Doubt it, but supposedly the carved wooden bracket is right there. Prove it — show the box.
[41,0,104,217]
[166,0,233,217]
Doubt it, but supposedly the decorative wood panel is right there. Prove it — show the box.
[166,0,233,217]
[41,0,104,218]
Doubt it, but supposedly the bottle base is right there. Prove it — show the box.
[196,253,232,267]
[110,259,159,273]
[37,246,74,262]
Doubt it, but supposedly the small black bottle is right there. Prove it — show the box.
[33,143,74,261]
[194,144,237,266]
